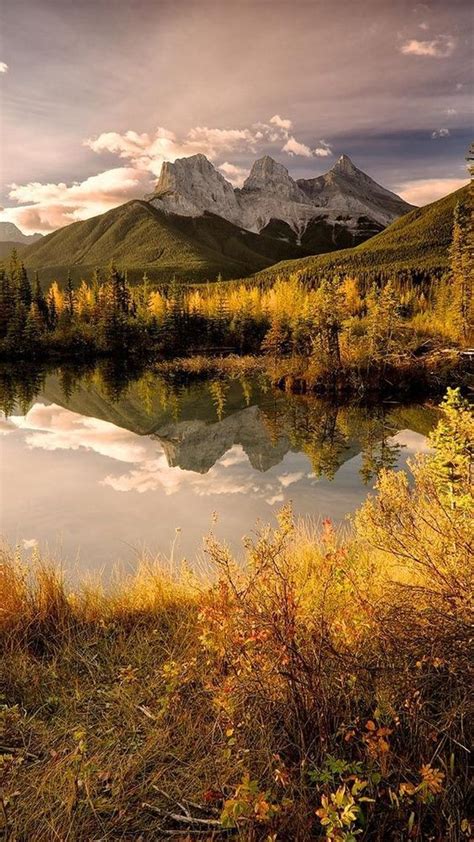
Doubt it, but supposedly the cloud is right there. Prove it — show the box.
[314,140,333,157]
[282,136,333,158]
[218,161,248,187]
[282,136,314,157]
[0,166,153,232]
[431,128,450,138]
[270,114,292,131]
[400,34,456,57]
[2,115,333,233]
[396,177,468,206]
[86,118,324,176]
[0,62,8,73]
[10,403,159,463]
[85,124,258,178]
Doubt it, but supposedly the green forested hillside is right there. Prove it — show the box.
[255,183,470,283]
[18,200,306,284]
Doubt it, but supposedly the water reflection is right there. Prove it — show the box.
[0,362,437,572]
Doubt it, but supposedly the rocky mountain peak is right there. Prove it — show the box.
[242,155,306,206]
[331,153,358,175]
[244,155,291,188]
[149,154,241,223]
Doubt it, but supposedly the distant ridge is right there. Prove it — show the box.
[0,221,43,245]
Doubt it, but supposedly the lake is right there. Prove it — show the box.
[0,362,438,576]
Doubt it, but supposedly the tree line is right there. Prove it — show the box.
[0,202,471,369]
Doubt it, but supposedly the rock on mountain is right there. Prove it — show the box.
[296,154,412,227]
[147,153,414,245]
[149,153,242,224]
[0,222,43,244]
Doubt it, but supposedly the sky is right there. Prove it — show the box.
[0,0,472,233]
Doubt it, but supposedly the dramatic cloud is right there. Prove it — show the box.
[0,61,8,73]
[431,128,450,138]
[85,118,328,176]
[396,177,468,205]
[1,167,153,232]
[1,115,334,232]
[400,34,456,57]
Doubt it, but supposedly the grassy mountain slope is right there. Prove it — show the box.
[254,183,470,283]
[18,200,307,285]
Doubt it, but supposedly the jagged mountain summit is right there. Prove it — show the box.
[147,152,414,244]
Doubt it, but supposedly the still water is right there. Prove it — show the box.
[0,363,437,574]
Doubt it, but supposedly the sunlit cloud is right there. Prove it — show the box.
[0,167,153,232]
[431,128,450,138]
[400,34,456,57]
[10,403,158,463]
[270,114,293,131]
[396,177,468,206]
[85,117,330,176]
[1,115,333,233]
[282,136,314,157]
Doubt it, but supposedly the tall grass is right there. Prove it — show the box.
[0,389,472,840]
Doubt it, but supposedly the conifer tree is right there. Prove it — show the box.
[17,264,32,310]
[449,201,472,343]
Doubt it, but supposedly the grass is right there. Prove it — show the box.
[0,390,472,840]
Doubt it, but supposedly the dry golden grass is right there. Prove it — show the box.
[0,390,472,840]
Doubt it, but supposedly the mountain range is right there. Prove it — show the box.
[148,152,413,237]
[11,154,416,283]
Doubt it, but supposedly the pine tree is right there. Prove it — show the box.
[33,272,49,328]
[66,272,75,318]
[0,270,15,339]
[17,264,32,310]
[449,201,472,343]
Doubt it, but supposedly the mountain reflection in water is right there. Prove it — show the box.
[0,362,437,573]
